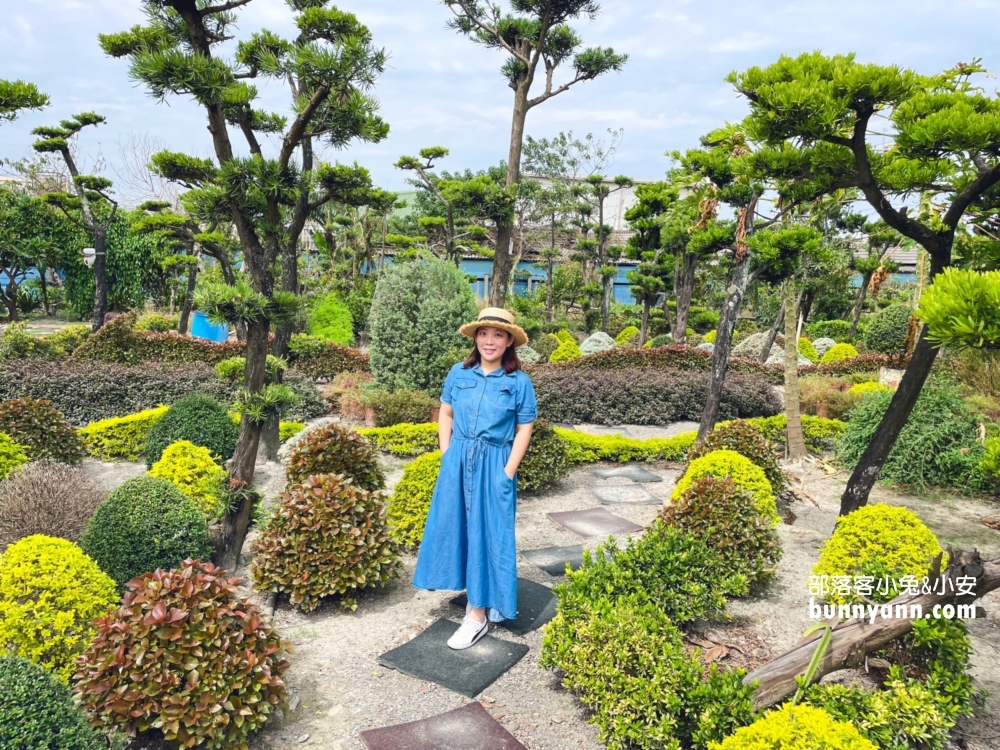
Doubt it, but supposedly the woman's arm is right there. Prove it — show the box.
[504,422,534,479]
[438,402,454,453]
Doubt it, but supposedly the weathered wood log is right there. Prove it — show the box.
[744,547,1000,709]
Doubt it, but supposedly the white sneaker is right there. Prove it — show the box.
[447,613,488,650]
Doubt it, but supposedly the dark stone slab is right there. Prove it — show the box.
[547,507,644,537]
[521,545,585,577]
[450,578,556,635]
[361,701,526,750]
[588,465,664,483]
[588,484,662,506]
[377,618,529,698]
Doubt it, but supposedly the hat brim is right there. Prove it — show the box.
[459,320,529,349]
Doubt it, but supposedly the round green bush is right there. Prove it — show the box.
[369,257,478,392]
[518,419,571,493]
[387,450,441,548]
[81,476,214,591]
[798,337,819,363]
[614,325,640,346]
[0,656,105,750]
[0,397,85,464]
[863,304,912,356]
[672,449,779,524]
[286,423,385,490]
[820,342,860,364]
[687,419,787,494]
[144,393,239,467]
[309,292,355,346]
[709,703,877,750]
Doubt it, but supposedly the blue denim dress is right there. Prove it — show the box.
[412,362,537,622]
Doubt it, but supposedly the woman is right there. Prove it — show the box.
[413,307,537,650]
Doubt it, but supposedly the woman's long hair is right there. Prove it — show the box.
[463,335,522,373]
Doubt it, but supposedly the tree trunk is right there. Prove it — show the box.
[178,262,198,334]
[744,549,1000,710]
[799,288,813,326]
[91,230,109,331]
[672,252,697,343]
[849,272,871,339]
[489,222,516,307]
[783,280,806,459]
[601,271,614,334]
[1,282,18,321]
[38,266,50,316]
[640,301,650,345]
[446,203,457,265]
[759,303,785,362]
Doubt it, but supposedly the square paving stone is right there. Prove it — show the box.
[588,483,662,506]
[377,618,529,698]
[588,464,664,483]
[547,507,644,537]
[520,545,585,577]
[450,578,557,635]
[360,701,527,750]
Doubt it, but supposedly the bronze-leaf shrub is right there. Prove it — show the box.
[687,419,787,494]
[0,460,107,551]
[0,397,85,463]
[251,473,401,612]
[286,422,385,490]
[74,560,290,750]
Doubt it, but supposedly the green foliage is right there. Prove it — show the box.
[516,419,571,493]
[387,450,441,548]
[863,304,912,356]
[687,419,787,494]
[369,257,478,393]
[614,325,640,345]
[709,704,876,750]
[0,79,49,123]
[0,535,116,682]
[751,414,846,454]
[805,319,853,342]
[0,432,29,481]
[0,397,84,463]
[534,332,560,361]
[214,354,287,383]
[75,560,290,750]
[144,393,239,468]
[287,333,370,378]
[916,267,1000,349]
[233,383,298,424]
[820,342,860,364]
[134,312,179,332]
[286,422,385,490]
[549,332,583,362]
[309,292,355,346]
[77,404,168,460]
[359,422,441,456]
[365,388,438,427]
[812,504,944,605]
[847,380,892,397]
[147,440,227,518]
[1,657,104,750]
[556,426,697,463]
[195,276,297,327]
[280,420,305,441]
[250,474,401,612]
[704,329,717,343]
[81,476,213,591]
[661,475,781,595]
[673,450,779,524]
[798,337,819,363]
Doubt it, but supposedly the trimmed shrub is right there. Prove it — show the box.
[517,344,541,364]
[800,376,864,421]
[799,337,819,363]
[751,414,846,454]
[0,535,116,681]
[731,332,780,359]
[369,257,478,392]
[0,460,106,551]
[805,319,853,342]
[387,450,441,547]
[0,432,29,481]
[144,393,239,468]
[660,475,782,595]
[847,380,892,397]
[309,291,355,346]
[687,419,787,494]
[251,473,401,611]
[813,336,837,356]
[811,504,945,605]
[134,312,179,332]
[148,440,228,518]
[366,388,437,427]
[672,450,779,524]
[81,476,213,591]
[650,333,673,347]
[74,560,290,750]
[863,303,911,356]
[0,397,85,463]
[549,333,583,363]
[280,420,306,441]
[0,656,104,750]
[360,421,441,456]
[709,704,876,750]
[77,404,168,460]
[0,321,52,360]
[614,325,640,346]
[286,422,385,490]
[214,354,288,383]
[286,334,370,379]
[557,427,696,463]
[534,333,560,362]
[820,342,860,364]
[42,324,91,358]
[704,329,717,343]
[581,331,616,354]
[518,419,571,493]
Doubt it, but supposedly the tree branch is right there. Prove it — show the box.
[199,0,252,15]
[528,74,586,108]
[280,85,329,168]
[942,162,1000,229]
[444,2,525,62]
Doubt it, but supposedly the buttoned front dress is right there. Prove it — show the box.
[413,362,537,622]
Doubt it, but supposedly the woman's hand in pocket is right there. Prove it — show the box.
[503,465,516,481]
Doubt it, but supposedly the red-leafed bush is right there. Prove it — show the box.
[0,397,85,463]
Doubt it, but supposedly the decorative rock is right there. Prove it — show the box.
[580,331,616,355]
[765,351,812,367]
[812,337,837,356]
[731,332,780,359]
[697,342,714,353]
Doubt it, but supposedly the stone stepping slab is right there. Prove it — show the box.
[547,507,644,537]
[588,484,662,506]
[378,618,529,698]
[520,544,585,577]
[450,578,556,636]
[361,701,526,750]
[588,464,663,483]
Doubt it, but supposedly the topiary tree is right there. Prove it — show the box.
[863,304,912,356]
[0,656,105,750]
[81,476,213,591]
[74,560,290,750]
[250,473,400,612]
[0,397,85,463]
[144,393,239,468]
[286,423,385,490]
[147,440,228,518]
[672,449,779,524]
[368,256,478,392]
[0,79,48,123]
[0,535,117,681]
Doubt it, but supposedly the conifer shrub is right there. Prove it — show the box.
[77,404,168,460]
[862,303,912,356]
[581,331,616,354]
[672,450,779,524]
[0,432,29,481]
[533,332,560,362]
[286,422,385,490]
[144,393,239,468]
[147,440,228,518]
[74,560,290,750]
[309,292,355,346]
[847,380,892,397]
[686,419,787,494]
[811,504,945,605]
[548,332,583,362]
[0,460,106,551]
[805,319,852,342]
[388,450,441,547]
[614,325,640,346]
[251,474,401,612]
[704,329,717,343]
[517,419,571,493]
[0,397,85,463]
[798,336,819,363]
[0,535,116,681]
[709,704,877,750]
[0,656,105,750]
[660,475,782,595]
[280,420,305,441]
[820,342,860,364]
[81,476,213,591]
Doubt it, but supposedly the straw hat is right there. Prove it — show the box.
[459,307,528,348]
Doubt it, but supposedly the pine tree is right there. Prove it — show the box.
[0,80,48,123]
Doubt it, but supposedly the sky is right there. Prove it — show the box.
[3,0,1000,205]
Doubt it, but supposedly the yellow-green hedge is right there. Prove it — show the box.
[710,704,877,750]
[820,342,860,365]
[672,449,779,524]
[77,405,168,461]
[387,451,441,548]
